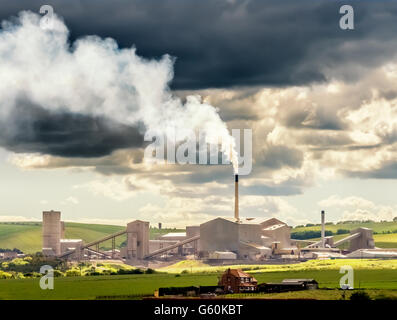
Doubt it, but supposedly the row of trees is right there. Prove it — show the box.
[296,218,397,229]
[292,228,397,240]
[0,248,22,253]
[291,229,353,240]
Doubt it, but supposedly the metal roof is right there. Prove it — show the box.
[161,232,186,238]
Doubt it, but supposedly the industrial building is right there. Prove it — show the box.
[42,174,396,263]
[42,210,83,258]
[42,209,392,262]
[198,217,297,259]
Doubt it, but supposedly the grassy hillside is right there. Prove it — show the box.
[0,222,182,253]
[373,233,397,248]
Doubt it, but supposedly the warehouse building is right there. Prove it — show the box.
[198,216,297,260]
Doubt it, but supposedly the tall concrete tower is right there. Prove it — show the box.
[234,174,239,222]
[321,210,325,248]
[126,220,149,260]
[42,210,61,256]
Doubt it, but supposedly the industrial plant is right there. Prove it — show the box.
[42,174,397,264]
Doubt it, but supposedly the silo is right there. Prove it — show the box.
[42,210,61,255]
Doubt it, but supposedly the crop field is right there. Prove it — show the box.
[373,233,397,248]
[0,273,218,300]
[159,259,397,274]
[226,289,397,300]
[0,269,395,300]
[0,259,396,299]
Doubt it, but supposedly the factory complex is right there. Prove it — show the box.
[43,210,396,263]
[41,175,397,265]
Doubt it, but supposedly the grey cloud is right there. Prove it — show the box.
[301,132,354,147]
[282,107,347,131]
[343,161,397,179]
[257,145,303,170]
[0,100,144,158]
[1,1,397,89]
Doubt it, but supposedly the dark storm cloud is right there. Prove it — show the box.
[0,100,144,157]
[1,0,396,89]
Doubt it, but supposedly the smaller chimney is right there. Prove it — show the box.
[158,222,162,230]
[321,210,325,248]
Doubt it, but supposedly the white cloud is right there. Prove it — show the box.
[318,195,396,222]
[341,207,395,222]
[61,196,79,205]
[8,153,53,170]
[74,178,136,201]
[138,198,221,228]
[74,175,176,201]
[318,195,375,210]
[0,215,39,222]
[63,217,128,226]
[0,11,238,170]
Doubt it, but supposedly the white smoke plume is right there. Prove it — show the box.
[0,11,238,172]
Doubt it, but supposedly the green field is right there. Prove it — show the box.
[373,234,397,248]
[226,289,397,300]
[159,258,397,274]
[0,222,182,253]
[0,259,396,299]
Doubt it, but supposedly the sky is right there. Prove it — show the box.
[1,0,397,227]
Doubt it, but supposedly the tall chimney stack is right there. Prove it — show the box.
[235,174,239,222]
[321,210,325,248]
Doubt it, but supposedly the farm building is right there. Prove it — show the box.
[218,268,258,293]
[258,279,318,293]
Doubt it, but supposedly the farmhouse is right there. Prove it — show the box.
[218,268,257,293]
